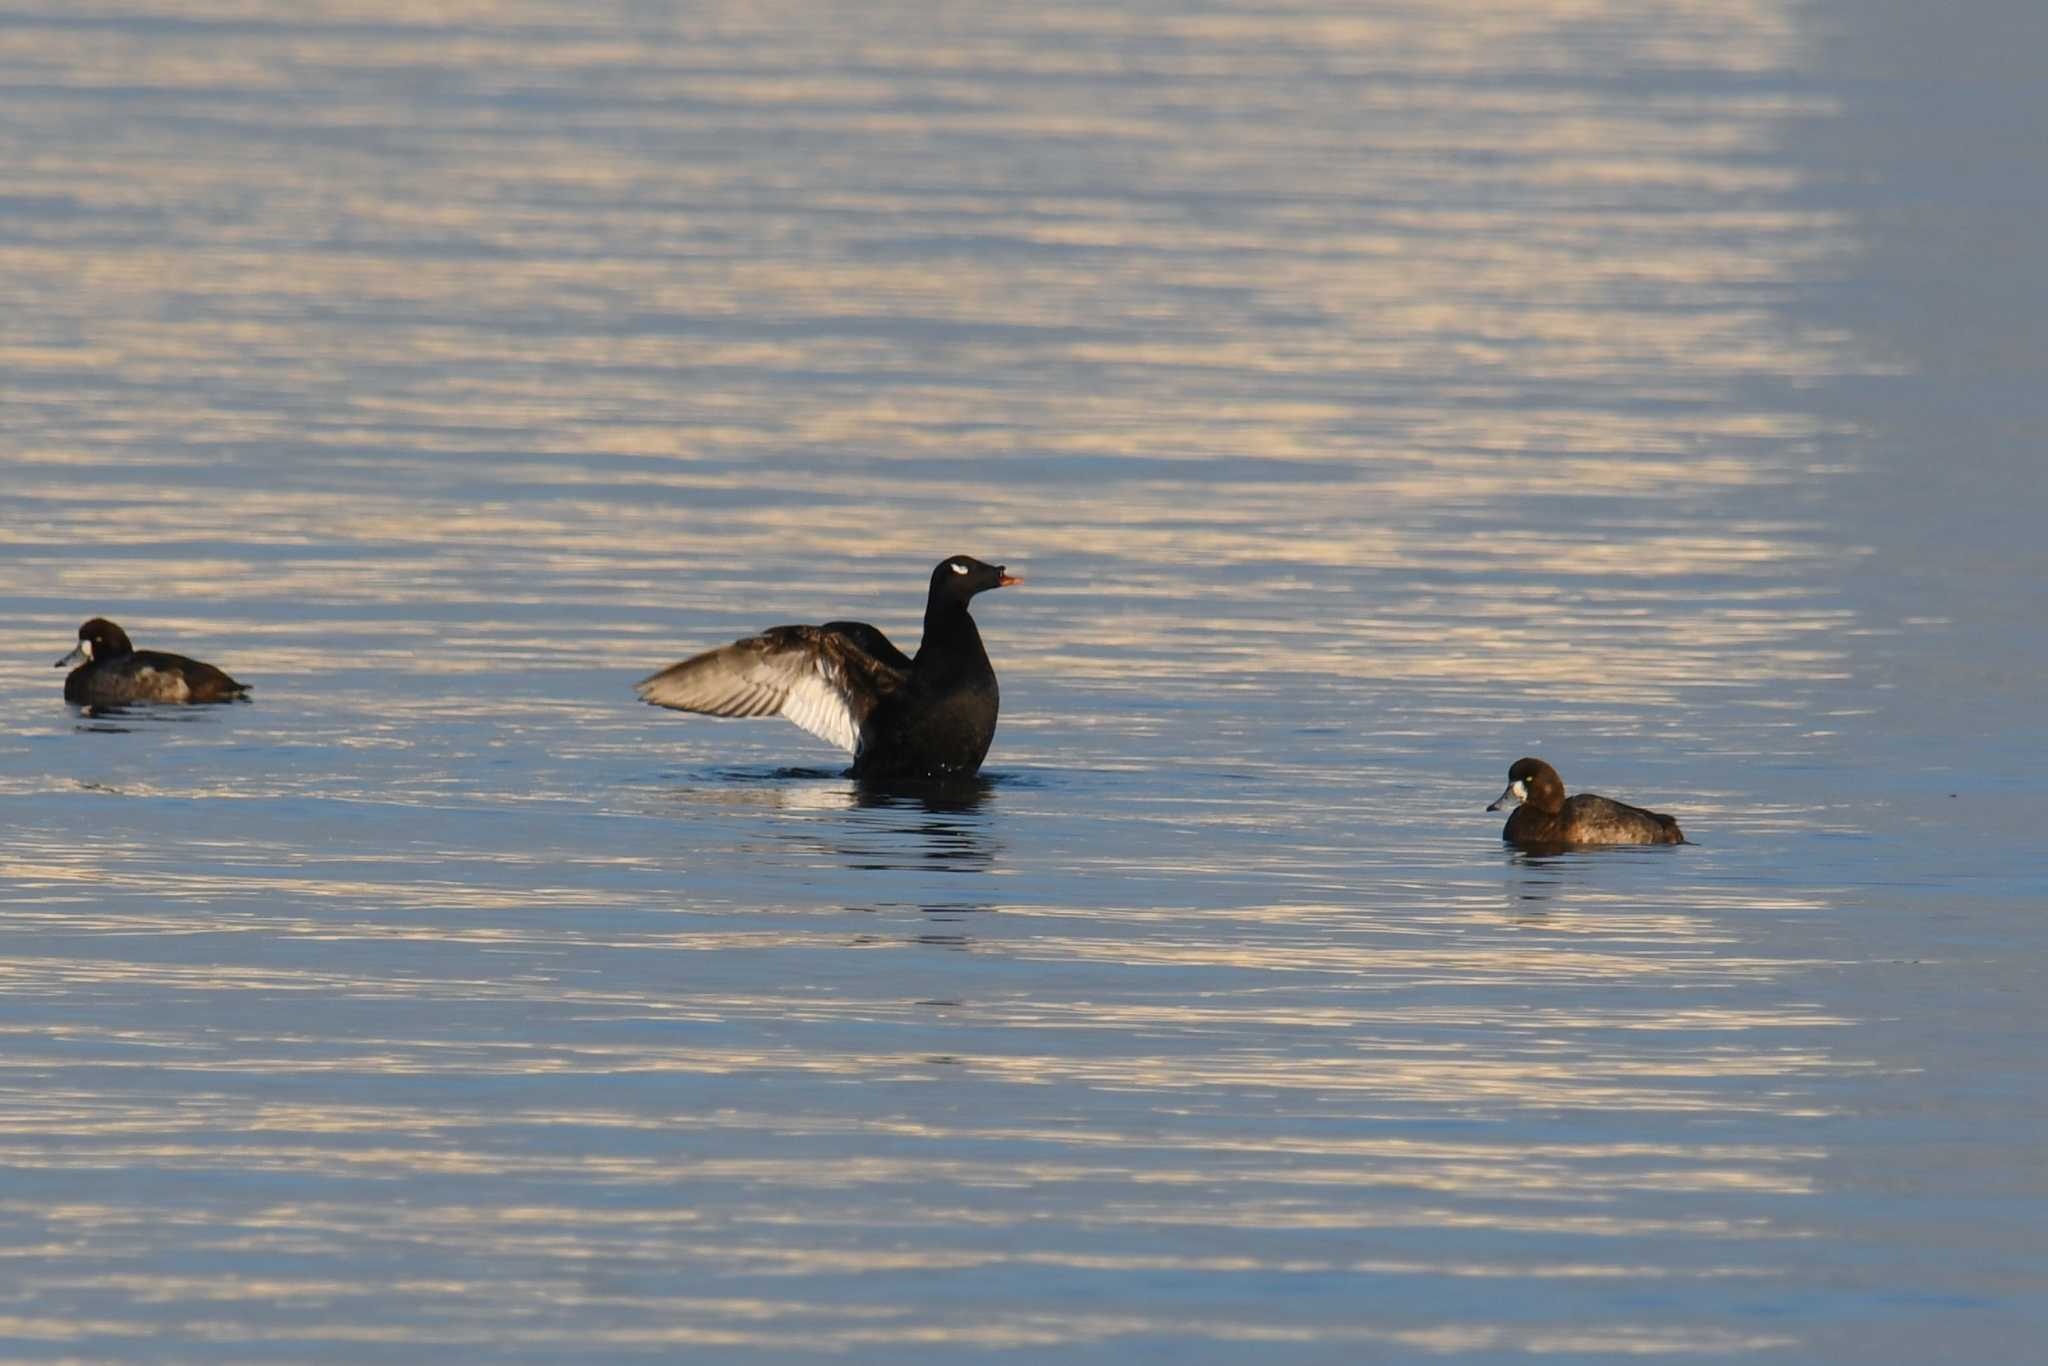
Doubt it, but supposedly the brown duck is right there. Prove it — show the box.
[1487,757,1685,848]
[57,618,249,707]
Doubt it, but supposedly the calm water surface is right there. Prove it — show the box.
[0,0,2043,1359]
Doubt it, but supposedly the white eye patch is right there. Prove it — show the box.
[950,562,969,575]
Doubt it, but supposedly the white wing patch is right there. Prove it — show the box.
[779,657,860,752]
[635,625,904,757]
[131,666,192,703]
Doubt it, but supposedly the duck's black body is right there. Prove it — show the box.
[1487,757,1684,849]
[57,618,249,707]
[852,586,1005,780]
[636,556,1018,780]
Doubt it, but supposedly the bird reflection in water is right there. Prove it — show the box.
[678,764,1009,943]
[1500,848,1575,925]
[848,774,1003,948]
[1498,844,1687,927]
[849,772,998,869]
[846,916,982,951]
[675,764,1006,871]
[72,702,241,733]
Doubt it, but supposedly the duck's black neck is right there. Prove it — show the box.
[916,600,990,681]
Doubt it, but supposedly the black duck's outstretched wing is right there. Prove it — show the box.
[634,623,910,755]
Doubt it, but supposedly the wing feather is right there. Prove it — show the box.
[635,624,908,755]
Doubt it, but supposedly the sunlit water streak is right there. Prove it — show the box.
[0,0,2043,1360]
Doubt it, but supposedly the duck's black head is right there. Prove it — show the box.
[927,556,1020,607]
[56,618,135,669]
[1488,757,1566,813]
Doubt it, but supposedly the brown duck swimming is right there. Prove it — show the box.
[636,556,1019,780]
[1487,757,1685,848]
[57,618,250,707]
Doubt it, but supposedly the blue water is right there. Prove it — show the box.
[0,0,2042,1359]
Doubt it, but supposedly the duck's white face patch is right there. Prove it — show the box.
[950,562,969,575]
[1510,780,1528,801]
